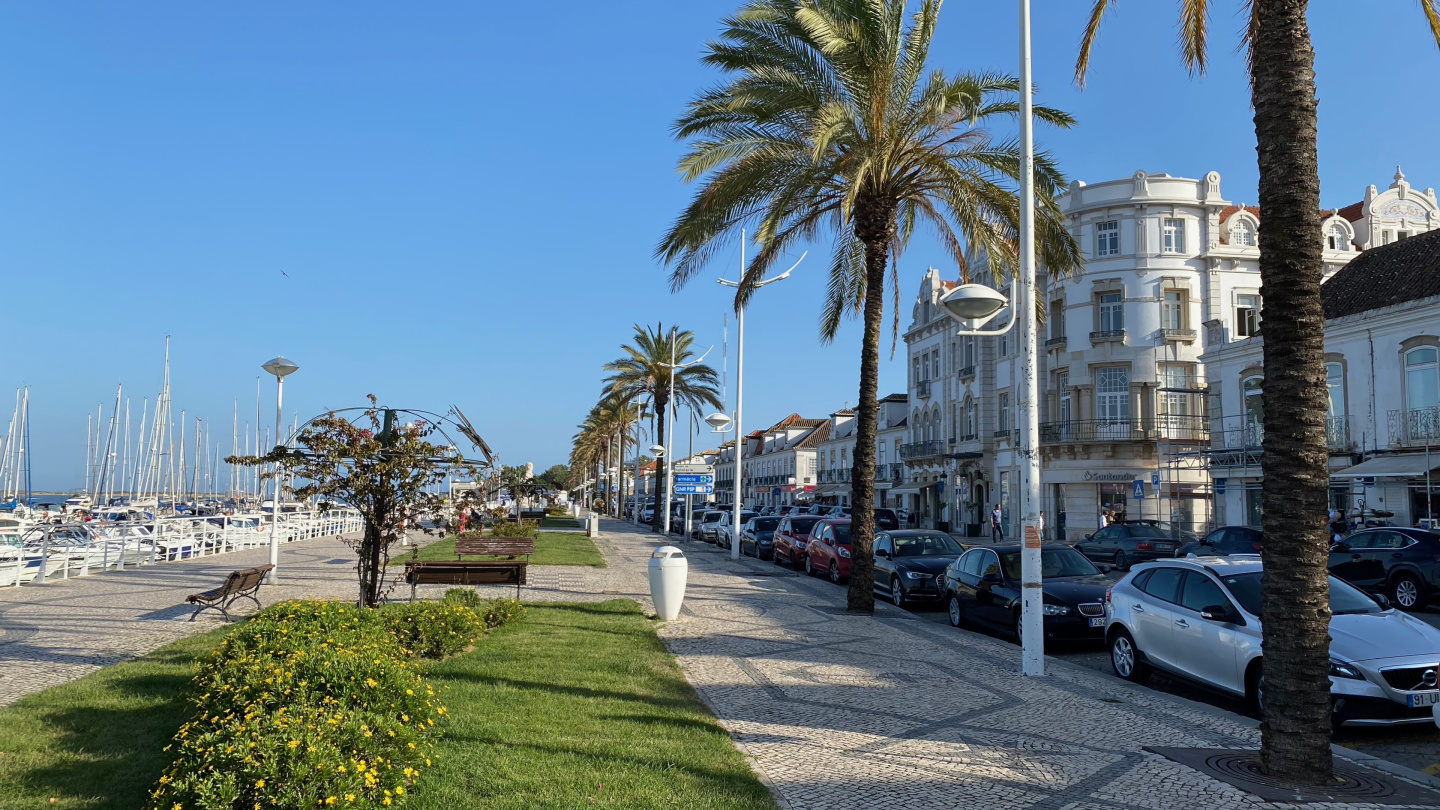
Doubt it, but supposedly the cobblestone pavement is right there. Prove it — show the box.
[597,519,1440,809]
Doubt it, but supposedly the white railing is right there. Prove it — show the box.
[0,508,363,588]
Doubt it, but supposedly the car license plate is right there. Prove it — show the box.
[1155,543,1173,551]
[1089,618,1105,628]
[1406,691,1440,708]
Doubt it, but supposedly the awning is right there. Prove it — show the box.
[890,483,933,497]
[811,485,837,495]
[1331,454,1440,479]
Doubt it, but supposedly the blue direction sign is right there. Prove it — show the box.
[674,474,714,485]
[673,484,715,495]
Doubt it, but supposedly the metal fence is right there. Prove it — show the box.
[0,509,363,588]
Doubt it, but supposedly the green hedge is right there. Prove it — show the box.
[145,597,521,810]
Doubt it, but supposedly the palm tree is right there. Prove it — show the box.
[658,0,1082,611]
[570,393,649,516]
[604,324,721,531]
[1074,0,1440,783]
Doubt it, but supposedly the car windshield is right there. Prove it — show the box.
[894,534,964,556]
[753,518,780,530]
[789,517,821,533]
[832,525,852,544]
[741,512,758,523]
[703,513,722,523]
[1000,547,1100,579]
[1220,573,1381,617]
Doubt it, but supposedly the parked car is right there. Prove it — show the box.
[804,518,852,583]
[873,508,901,531]
[772,516,824,567]
[873,530,966,607]
[804,503,832,516]
[740,516,783,559]
[1115,519,1200,547]
[1073,523,1181,570]
[1106,555,1440,727]
[1329,527,1440,611]
[943,544,1112,642]
[695,509,726,541]
[1174,526,1264,558]
[714,510,759,550]
[640,505,655,524]
[825,506,853,518]
[778,504,804,516]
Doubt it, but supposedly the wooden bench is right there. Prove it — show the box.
[403,537,533,600]
[186,564,273,622]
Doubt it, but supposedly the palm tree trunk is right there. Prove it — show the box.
[654,393,668,533]
[847,199,893,614]
[1252,0,1332,782]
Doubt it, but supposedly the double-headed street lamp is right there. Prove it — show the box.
[932,0,1044,678]
[715,235,804,560]
[261,355,299,583]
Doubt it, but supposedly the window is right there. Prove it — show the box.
[964,338,976,369]
[1050,299,1066,340]
[1159,365,1191,417]
[1384,230,1394,245]
[999,331,1008,357]
[964,399,976,438]
[1236,294,1261,337]
[912,357,920,385]
[1099,293,1124,332]
[1233,219,1256,246]
[1325,362,1345,418]
[999,394,1010,433]
[923,354,931,381]
[1096,220,1120,257]
[1179,572,1229,613]
[1400,230,1412,241]
[1406,347,1439,412]
[1327,223,1347,250]
[1057,372,1071,425]
[1137,566,1184,604]
[1162,291,1185,331]
[1096,367,1131,438]
[1242,375,1265,439]
[1162,218,1185,253]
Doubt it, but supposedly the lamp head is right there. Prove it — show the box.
[939,284,1008,322]
[648,444,665,455]
[262,356,300,378]
[703,412,733,431]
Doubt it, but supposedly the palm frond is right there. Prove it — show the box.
[1074,0,1114,88]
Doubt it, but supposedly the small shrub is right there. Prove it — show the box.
[380,601,487,660]
[440,588,485,609]
[481,598,526,629]
[455,529,486,540]
[488,520,537,538]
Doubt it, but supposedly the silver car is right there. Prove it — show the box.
[1105,556,1440,727]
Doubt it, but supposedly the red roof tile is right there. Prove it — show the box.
[1335,201,1364,222]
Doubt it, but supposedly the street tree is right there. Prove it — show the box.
[229,399,477,608]
[658,0,1082,610]
[603,324,721,531]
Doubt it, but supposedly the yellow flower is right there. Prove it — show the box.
[256,780,266,788]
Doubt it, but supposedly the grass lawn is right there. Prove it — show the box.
[540,516,582,529]
[412,600,777,810]
[393,531,605,567]
[0,628,229,810]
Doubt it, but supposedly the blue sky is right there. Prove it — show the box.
[2,2,1437,489]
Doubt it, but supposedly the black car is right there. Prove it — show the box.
[824,506,900,531]
[1174,525,1264,558]
[942,544,1112,642]
[1328,527,1440,610]
[1072,523,1180,570]
[739,516,783,560]
[873,530,966,607]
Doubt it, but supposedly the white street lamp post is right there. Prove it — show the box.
[658,334,713,537]
[261,355,299,583]
[718,231,803,560]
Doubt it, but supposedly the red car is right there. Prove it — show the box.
[773,515,825,568]
[805,518,853,583]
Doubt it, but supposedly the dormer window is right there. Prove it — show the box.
[1326,223,1348,250]
[1232,219,1256,246]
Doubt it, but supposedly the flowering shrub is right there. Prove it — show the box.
[487,520,538,538]
[479,598,526,629]
[379,601,486,660]
[145,600,475,810]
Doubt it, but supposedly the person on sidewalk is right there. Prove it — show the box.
[990,504,1003,541]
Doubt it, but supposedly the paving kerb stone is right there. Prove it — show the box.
[594,518,1440,809]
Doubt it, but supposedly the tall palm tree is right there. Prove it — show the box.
[604,324,722,531]
[658,0,1082,610]
[1075,0,1440,783]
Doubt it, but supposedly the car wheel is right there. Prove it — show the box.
[772,549,782,566]
[1247,664,1265,715]
[948,595,967,628]
[1109,628,1151,684]
[829,561,841,584]
[804,555,815,577]
[891,577,906,608]
[1391,573,1426,611]
[1113,551,1129,572]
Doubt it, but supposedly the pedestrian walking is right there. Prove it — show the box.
[991,503,1003,541]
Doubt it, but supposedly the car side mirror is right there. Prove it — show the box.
[876,549,890,559]
[982,573,1001,584]
[1372,593,1391,609]
[1332,542,1350,553]
[1083,533,1093,541]
[1098,565,1111,574]
[1199,604,1233,622]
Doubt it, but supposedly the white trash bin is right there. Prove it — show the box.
[649,546,688,621]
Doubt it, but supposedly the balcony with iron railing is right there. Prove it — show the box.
[993,428,1018,441]
[1089,329,1126,344]
[1038,415,1208,444]
[899,440,946,460]
[1044,335,1068,349]
[958,365,977,380]
[1161,328,1197,342]
[915,379,931,399]
[818,468,852,484]
[1388,407,1440,447]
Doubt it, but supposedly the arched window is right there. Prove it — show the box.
[1325,362,1345,418]
[964,398,976,439]
[1327,223,1349,251]
[1242,375,1264,446]
[1232,219,1256,246]
[1405,347,1439,414]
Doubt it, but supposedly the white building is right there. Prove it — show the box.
[814,408,856,506]
[714,415,824,508]
[1202,200,1440,528]
[901,168,1432,541]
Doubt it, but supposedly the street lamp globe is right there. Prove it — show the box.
[939,284,1009,321]
[262,356,300,378]
[704,412,733,431]
[648,445,665,456]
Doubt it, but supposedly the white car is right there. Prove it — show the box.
[1105,555,1440,727]
[696,510,726,542]
[713,510,759,550]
